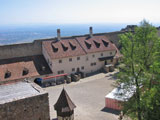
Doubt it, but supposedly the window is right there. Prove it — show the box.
[77,57,80,60]
[57,71,61,74]
[111,59,113,62]
[61,70,64,74]
[57,70,64,74]
[22,68,29,76]
[72,68,75,72]
[86,56,88,61]
[81,66,84,70]
[101,53,103,56]
[102,40,109,47]
[59,60,62,63]
[91,62,96,66]
[69,58,72,62]
[77,68,80,72]
[5,71,11,78]
[92,54,95,58]
[110,52,112,55]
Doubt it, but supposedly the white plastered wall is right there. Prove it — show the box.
[51,50,116,75]
[42,45,53,72]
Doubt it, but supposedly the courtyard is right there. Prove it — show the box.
[44,70,119,120]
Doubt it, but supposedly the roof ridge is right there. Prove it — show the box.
[75,38,87,54]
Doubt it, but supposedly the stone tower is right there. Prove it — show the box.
[54,88,76,120]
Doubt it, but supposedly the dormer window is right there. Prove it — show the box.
[61,43,68,51]
[5,70,11,79]
[52,44,58,52]
[85,41,92,49]
[94,40,100,48]
[102,40,109,47]
[22,68,29,76]
[69,42,76,50]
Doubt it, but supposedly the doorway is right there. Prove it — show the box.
[77,68,80,72]
[105,60,107,65]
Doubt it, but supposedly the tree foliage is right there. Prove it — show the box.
[118,20,160,120]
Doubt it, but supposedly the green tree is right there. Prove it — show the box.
[118,20,160,120]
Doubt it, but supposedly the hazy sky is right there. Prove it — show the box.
[0,0,160,25]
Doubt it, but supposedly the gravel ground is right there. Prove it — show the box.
[44,70,120,120]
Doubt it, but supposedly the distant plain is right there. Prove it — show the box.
[0,24,127,45]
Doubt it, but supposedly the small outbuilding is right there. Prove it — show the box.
[105,84,136,110]
[54,88,76,120]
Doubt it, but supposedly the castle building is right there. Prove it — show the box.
[0,27,123,84]
[0,55,52,85]
[42,27,121,76]
[54,88,76,120]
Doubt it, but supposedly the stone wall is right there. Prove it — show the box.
[104,31,123,49]
[0,92,50,120]
[0,40,42,60]
[0,31,124,60]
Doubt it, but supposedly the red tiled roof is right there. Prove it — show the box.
[112,44,123,58]
[43,35,118,60]
[76,35,117,54]
[0,61,39,82]
[0,55,52,83]
[43,38,86,59]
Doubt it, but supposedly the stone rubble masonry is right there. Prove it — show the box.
[0,40,42,60]
[0,82,50,120]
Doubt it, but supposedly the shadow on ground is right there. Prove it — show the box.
[101,107,120,115]
[52,118,57,120]
[106,72,118,81]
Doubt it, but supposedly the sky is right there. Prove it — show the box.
[0,0,160,25]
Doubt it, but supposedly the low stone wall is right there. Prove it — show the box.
[0,91,50,120]
[0,40,42,60]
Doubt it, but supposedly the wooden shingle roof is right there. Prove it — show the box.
[54,88,76,112]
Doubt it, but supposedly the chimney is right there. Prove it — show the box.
[57,29,61,41]
[89,27,93,37]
